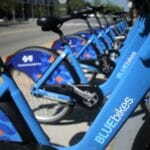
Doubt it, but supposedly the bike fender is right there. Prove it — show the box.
[6,47,75,85]
[52,35,97,60]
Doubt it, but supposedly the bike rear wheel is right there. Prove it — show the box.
[7,46,81,124]
[11,69,73,124]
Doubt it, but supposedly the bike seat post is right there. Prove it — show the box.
[54,28,68,46]
[101,13,110,27]
[0,57,5,75]
[85,17,97,34]
[94,12,102,28]
[0,57,4,67]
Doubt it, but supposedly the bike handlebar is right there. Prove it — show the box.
[37,9,91,32]
[37,5,126,32]
[88,5,127,15]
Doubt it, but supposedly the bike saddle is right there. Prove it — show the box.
[0,142,56,150]
[37,15,72,31]
[37,13,88,32]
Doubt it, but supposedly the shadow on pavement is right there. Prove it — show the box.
[69,132,85,145]
[58,105,100,125]
[57,105,100,146]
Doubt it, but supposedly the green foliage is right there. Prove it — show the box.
[39,7,47,17]
[0,0,19,17]
[67,0,86,13]
[0,0,16,12]
[84,1,91,7]
[106,2,123,12]
[52,1,67,16]
[92,0,102,6]
[53,3,61,16]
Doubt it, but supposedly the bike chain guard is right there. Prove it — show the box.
[71,84,104,109]
[43,84,104,109]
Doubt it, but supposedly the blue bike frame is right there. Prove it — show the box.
[0,71,50,145]
[1,15,150,150]
[31,44,88,101]
[64,31,150,150]
[6,16,148,104]
[52,19,127,73]
[101,16,149,96]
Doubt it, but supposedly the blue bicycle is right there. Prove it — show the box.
[4,9,127,123]
[51,7,127,77]
[5,7,148,124]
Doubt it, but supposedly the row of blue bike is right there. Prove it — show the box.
[5,5,130,124]
[0,1,150,149]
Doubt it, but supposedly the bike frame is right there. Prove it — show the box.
[6,14,142,107]
[52,13,131,76]
[88,12,128,50]
[76,16,126,55]
[1,15,150,150]
[53,12,128,60]
[63,31,150,150]
[31,44,89,101]
[100,16,149,96]
[51,17,128,74]
[33,16,148,103]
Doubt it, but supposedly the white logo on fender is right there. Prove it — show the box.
[116,52,136,79]
[22,55,33,63]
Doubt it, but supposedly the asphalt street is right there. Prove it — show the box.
[0,19,89,56]
[0,19,145,150]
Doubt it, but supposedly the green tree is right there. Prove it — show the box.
[67,0,86,13]
[92,0,102,6]
[53,3,61,16]
[51,1,66,16]
[0,0,18,21]
[106,2,123,13]
[84,1,91,7]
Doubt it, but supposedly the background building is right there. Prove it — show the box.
[0,0,55,20]
[17,0,54,19]
[0,0,127,21]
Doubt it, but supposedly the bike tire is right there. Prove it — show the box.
[132,116,150,150]
[8,46,80,124]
